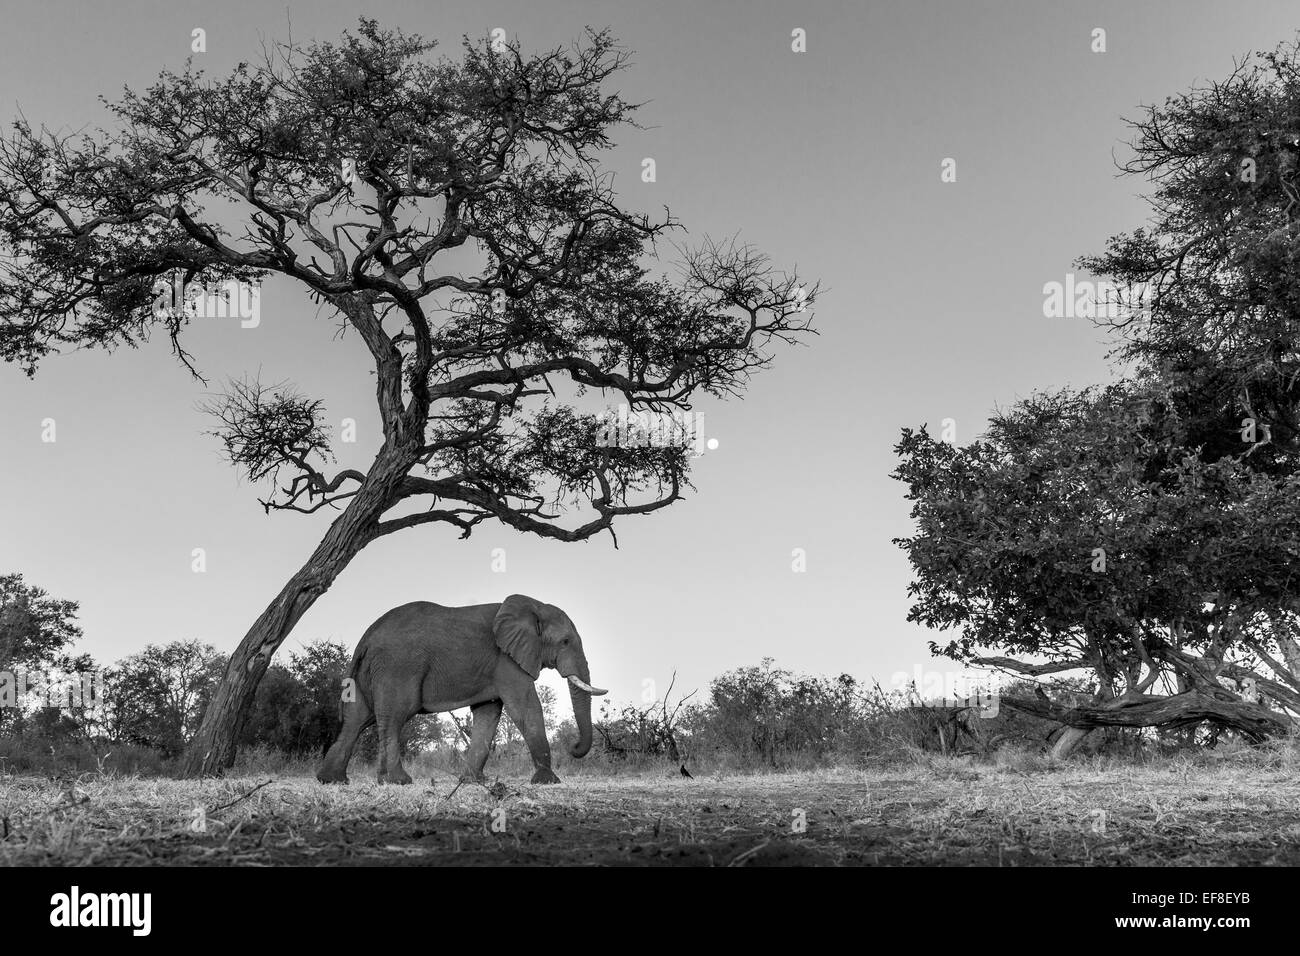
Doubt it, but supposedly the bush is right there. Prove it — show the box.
[0,737,166,776]
[678,659,873,768]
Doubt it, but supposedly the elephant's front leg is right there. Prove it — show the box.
[460,699,503,784]
[501,685,560,784]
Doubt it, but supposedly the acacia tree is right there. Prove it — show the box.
[894,381,1300,757]
[0,20,816,774]
[1080,38,1300,466]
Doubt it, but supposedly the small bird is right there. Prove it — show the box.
[679,764,693,779]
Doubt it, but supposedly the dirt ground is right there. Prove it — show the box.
[3,761,1300,865]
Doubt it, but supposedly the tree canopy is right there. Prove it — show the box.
[894,38,1300,754]
[0,19,817,772]
[0,572,82,673]
[1081,38,1300,466]
[895,380,1300,740]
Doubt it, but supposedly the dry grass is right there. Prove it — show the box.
[3,751,1299,865]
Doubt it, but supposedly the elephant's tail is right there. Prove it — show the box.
[340,641,371,721]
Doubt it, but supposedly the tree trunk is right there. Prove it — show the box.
[1049,726,1092,760]
[665,730,681,763]
[1277,630,1300,684]
[1001,689,1292,744]
[180,449,411,776]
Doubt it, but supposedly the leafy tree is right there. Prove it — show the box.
[894,380,1299,755]
[537,683,559,727]
[239,663,304,752]
[497,682,559,749]
[240,639,350,754]
[289,640,350,753]
[105,640,225,757]
[893,39,1300,756]
[0,572,81,671]
[0,574,88,735]
[0,20,817,773]
[1079,37,1300,468]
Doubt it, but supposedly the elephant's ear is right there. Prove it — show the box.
[493,594,543,679]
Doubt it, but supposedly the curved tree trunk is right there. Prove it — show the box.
[1001,689,1292,749]
[181,449,412,776]
[1049,726,1092,760]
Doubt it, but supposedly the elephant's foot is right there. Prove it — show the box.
[378,767,413,785]
[316,767,349,785]
[530,768,561,785]
[459,770,487,785]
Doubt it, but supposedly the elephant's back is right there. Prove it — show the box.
[359,601,498,646]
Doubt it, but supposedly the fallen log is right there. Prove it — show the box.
[998,690,1291,742]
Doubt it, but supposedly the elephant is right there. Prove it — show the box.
[316,594,606,786]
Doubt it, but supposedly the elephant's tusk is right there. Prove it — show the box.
[567,675,608,695]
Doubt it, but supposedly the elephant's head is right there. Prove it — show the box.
[492,594,607,758]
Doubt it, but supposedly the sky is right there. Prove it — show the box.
[3,0,1299,711]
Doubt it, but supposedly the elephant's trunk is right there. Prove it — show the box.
[567,654,599,759]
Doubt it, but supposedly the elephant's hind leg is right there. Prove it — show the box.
[317,694,374,784]
[375,712,415,785]
[373,683,418,785]
[460,700,503,784]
